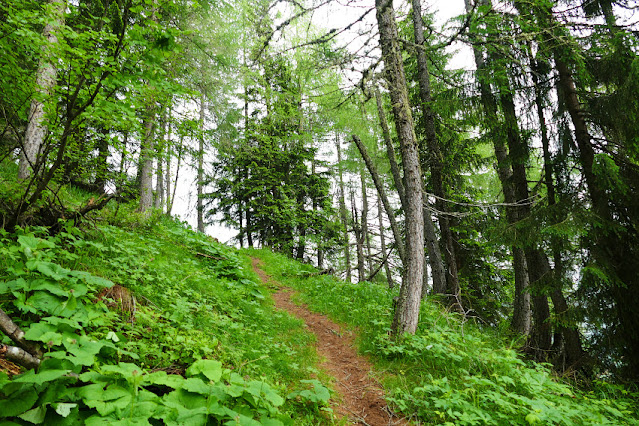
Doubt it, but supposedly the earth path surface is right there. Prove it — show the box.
[251,257,408,426]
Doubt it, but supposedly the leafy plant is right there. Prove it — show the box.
[0,219,332,424]
[251,248,639,425]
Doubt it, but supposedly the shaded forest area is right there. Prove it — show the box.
[1,0,639,407]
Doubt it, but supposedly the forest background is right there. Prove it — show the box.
[1,0,639,415]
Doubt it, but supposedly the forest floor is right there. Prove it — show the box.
[251,257,408,426]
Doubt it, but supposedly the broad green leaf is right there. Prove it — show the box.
[13,369,70,385]
[64,336,105,366]
[100,362,143,377]
[25,291,63,315]
[260,419,285,426]
[18,235,55,252]
[0,387,39,417]
[144,371,185,389]
[185,359,222,382]
[28,279,68,296]
[35,262,69,281]
[17,406,47,424]
[83,385,132,416]
[24,323,61,345]
[225,413,261,426]
[181,378,212,395]
[69,270,113,288]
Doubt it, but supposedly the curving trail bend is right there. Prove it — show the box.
[251,258,408,426]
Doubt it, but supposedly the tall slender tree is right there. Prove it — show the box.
[376,0,425,337]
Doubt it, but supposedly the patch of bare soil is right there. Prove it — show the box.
[251,258,408,426]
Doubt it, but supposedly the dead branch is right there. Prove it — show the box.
[0,308,42,358]
[0,343,40,370]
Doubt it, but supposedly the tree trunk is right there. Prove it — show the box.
[543,8,639,374]
[374,89,405,207]
[351,190,366,282]
[94,134,109,194]
[197,95,205,233]
[167,135,184,216]
[378,197,394,288]
[352,134,405,264]
[376,0,425,336]
[138,110,156,213]
[18,0,65,180]
[154,120,166,210]
[374,90,446,294]
[499,80,552,353]
[165,116,172,213]
[0,308,42,360]
[361,172,374,276]
[464,0,532,335]
[410,0,461,309]
[424,192,447,295]
[531,56,584,367]
[336,134,352,282]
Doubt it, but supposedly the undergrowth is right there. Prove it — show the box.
[0,216,332,424]
[250,248,639,425]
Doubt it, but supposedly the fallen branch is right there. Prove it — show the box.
[0,308,42,358]
[0,343,40,370]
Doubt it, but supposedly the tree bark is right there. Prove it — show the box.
[138,109,156,213]
[154,120,166,210]
[423,192,447,295]
[336,134,352,282]
[499,80,552,353]
[18,0,65,180]
[351,191,366,282]
[378,197,395,288]
[374,89,445,294]
[167,134,184,216]
[374,89,405,207]
[361,172,374,276]
[531,56,584,367]
[197,95,205,233]
[410,0,461,309]
[464,0,532,335]
[352,134,405,264]
[0,344,40,370]
[376,0,425,336]
[165,117,172,214]
[0,308,42,359]
[540,6,637,373]
[94,134,109,194]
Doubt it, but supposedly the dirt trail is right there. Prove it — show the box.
[251,258,407,426]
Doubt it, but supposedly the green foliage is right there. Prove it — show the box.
[0,217,331,424]
[251,249,639,425]
[208,53,341,257]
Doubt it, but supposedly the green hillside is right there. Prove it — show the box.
[1,215,637,424]
[0,215,329,424]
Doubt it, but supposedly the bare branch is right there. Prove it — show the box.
[0,308,42,358]
[0,343,40,370]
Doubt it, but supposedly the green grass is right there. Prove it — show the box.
[250,248,639,425]
[0,215,334,424]
[1,158,636,424]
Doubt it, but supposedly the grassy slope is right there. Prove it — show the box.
[250,248,639,426]
[0,214,333,424]
[0,158,637,424]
